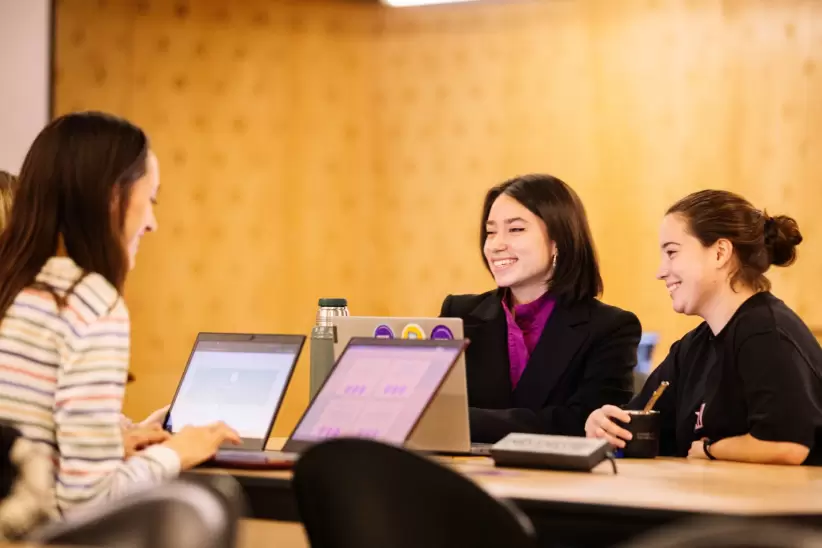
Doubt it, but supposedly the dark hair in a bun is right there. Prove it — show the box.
[764,214,803,267]
[667,190,802,292]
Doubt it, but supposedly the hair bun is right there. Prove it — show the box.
[764,213,803,267]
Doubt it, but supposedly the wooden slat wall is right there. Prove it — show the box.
[53,0,822,432]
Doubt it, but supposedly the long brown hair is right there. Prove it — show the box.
[667,189,803,292]
[0,171,16,231]
[0,111,149,318]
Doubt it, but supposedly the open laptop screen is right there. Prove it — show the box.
[286,338,466,451]
[164,334,304,441]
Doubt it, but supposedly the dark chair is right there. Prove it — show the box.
[29,475,245,548]
[634,332,658,395]
[0,422,54,541]
[618,516,822,548]
[634,370,650,395]
[293,437,537,548]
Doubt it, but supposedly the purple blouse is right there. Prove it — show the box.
[502,291,556,389]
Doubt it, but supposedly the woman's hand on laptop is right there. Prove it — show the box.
[162,422,242,469]
[119,404,170,431]
[139,404,170,427]
[123,424,171,458]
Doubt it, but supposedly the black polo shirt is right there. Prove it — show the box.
[628,292,822,465]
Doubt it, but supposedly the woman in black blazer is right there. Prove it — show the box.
[440,174,641,443]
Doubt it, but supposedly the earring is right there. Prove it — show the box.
[552,250,558,271]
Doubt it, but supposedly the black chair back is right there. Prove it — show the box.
[29,476,244,548]
[293,437,537,548]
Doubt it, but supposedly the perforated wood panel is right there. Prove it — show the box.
[54,0,822,433]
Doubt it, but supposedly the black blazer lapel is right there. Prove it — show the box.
[462,291,513,408]
[512,300,590,409]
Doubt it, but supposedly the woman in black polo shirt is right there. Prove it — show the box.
[586,189,822,465]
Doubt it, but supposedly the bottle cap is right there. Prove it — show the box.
[318,298,348,308]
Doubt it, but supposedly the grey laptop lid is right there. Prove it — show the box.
[163,333,305,451]
[331,316,471,454]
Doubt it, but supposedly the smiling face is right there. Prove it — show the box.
[121,150,160,269]
[656,213,734,317]
[483,193,555,304]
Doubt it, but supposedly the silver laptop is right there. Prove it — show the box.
[332,316,483,455]
[282,336,469,454]
[162,333,304,465]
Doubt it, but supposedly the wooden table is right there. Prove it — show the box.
[459,456,822,515]
[238,519,307,548]
[194,441,822,547]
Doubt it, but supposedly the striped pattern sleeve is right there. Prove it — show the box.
[49,271,180,513]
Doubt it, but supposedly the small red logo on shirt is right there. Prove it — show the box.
[694,403,705,431]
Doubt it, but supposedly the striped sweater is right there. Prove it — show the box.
[0,256,179,516]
